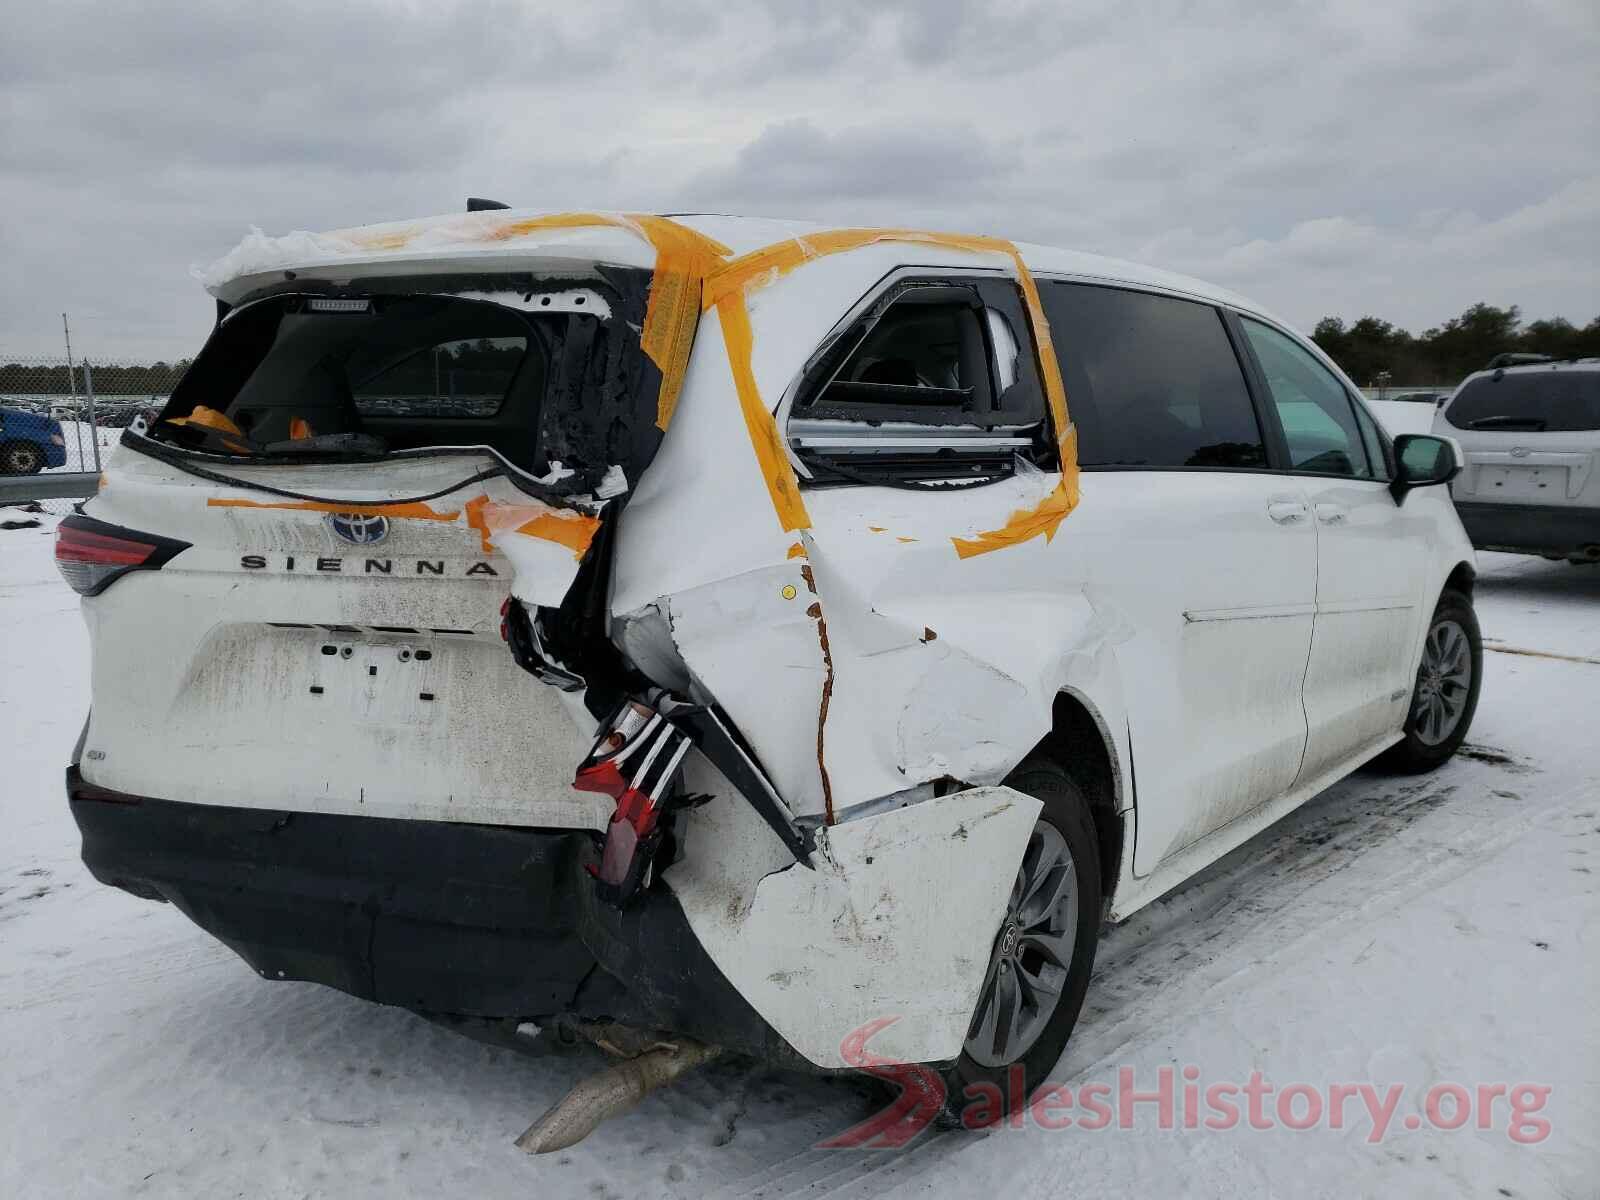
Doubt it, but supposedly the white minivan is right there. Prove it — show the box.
[60,210,1479,1119]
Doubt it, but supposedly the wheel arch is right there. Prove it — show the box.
[1443,559,1476,600]
[1030,687,1129,916]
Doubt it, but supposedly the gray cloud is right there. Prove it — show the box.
[2,0,1595,362]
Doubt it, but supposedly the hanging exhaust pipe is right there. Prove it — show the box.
[514,1034,721,1154]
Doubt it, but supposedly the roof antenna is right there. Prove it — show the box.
[467,197,511,212]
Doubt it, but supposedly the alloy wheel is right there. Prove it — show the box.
[964,820,1078,1068]
[1413,617,1472,746]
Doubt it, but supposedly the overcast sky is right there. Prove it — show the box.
[4,0,1596,361]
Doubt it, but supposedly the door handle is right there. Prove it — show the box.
[1267,500,1308,524]
[1315,503,1348,524]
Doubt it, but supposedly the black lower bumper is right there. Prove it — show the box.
[1455,501,1600,558]
[67,767,790,1063]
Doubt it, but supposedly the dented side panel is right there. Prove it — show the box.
[666,783,1041,1069]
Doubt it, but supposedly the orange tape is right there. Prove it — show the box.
[463,493,601,560]
[704,227,1079,556]
[716,294,811,533]
[298,214,1081,556]
[347,212,730,433]
[207,497,459,521]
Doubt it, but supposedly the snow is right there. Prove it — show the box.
[2,524,1596,1198]
[43,419,119,473]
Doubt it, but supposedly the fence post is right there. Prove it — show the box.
[82,360,102,472]
[62,314,88,473]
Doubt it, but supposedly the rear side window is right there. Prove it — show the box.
[1239,318,1372,479]
[788,277,1051,486]
[1041,283,1265,469]
[1444,371,1600,433]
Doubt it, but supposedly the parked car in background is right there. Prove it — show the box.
[62,209,1479,1121]
[1434,359,1600,563]
[0,405,68,474]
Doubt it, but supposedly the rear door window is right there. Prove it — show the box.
[1239,318,1373,479]
[1444,371,1600,432]
[1040,283,1265,469]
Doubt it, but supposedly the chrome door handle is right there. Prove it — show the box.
[1315,503,1347,524]
[1267,500,1308,524]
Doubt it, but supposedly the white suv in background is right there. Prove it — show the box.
[60,209,1480,1123]
[1435,359,1600,563]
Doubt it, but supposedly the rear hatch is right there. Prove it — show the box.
[1440,367,1600,508]
[73,266,668,828]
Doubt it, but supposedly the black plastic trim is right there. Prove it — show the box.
[66,770,804,1065]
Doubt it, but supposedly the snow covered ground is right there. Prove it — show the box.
[45,420,121,474]
[1,524,1595,1199]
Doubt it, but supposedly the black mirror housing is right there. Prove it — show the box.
[1390,433,1462,503]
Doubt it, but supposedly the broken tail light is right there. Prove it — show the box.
[575,692,700,906]
[55,515,190,596]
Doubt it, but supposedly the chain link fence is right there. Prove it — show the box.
[1,354,186,519]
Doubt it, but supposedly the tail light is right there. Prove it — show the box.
[574,692,699,906]
[55,514,190,596]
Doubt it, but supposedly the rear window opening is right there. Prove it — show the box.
[147,270,661,494]
[1444,369,1600,433]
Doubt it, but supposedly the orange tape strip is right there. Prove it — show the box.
[346,212,730,433]
[463,494,601,560]
[305,214,1081,555]
[716,293,812,533]
[207,497,459,521]
[704,228,1079,554]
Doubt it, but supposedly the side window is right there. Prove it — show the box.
[1041,283,1265,469]
[1351,397,1393,481]
[790,278,1049,485]
[1239,318,1373,479]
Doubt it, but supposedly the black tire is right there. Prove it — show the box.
[1379,588,1483,773]
[939,757,1101,1127]
[0,441,45,475]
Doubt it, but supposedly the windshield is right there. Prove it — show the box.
[1445,370,1600,433]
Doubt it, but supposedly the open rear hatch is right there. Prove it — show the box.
[73,265,673,828]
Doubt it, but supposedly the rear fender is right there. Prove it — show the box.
[665,773,1040,1069]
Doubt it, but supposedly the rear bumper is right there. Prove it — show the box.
[1454,501,1600,558]
[67,767,793,1064]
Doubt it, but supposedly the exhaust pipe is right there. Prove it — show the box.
[514,1036,721,1154]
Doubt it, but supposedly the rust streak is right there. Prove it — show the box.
[799,564,836,826]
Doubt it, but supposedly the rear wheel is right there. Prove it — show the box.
[941,757,1101,1126]
[1380,589,1483,773]
[0,441,45,475]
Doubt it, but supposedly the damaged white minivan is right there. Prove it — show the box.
[62,209,1481,1126]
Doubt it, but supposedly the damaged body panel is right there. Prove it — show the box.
[67,209,1478,1104]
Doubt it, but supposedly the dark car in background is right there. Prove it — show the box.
[0,405,68,474]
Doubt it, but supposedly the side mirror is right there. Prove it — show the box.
[1390,433,1463,503]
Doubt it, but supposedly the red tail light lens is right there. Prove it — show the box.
[55,515,190,596]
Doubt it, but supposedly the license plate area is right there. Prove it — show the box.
[1475,463,1568,500]
[305,633,448,725]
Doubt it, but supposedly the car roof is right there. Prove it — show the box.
[200,208,1283,326]
[1454,359,1600,390]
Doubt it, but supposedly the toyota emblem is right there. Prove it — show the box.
[327,512,390,545]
